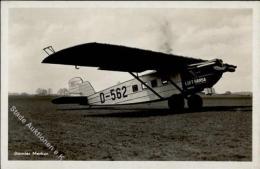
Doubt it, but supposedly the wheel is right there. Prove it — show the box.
[187,94,203,111]
[168,94,184,113]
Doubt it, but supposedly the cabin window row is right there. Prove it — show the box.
[131,79,169,92]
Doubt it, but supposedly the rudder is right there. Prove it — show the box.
[68,77,95,96]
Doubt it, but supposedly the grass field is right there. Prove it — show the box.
[8,95,252,161]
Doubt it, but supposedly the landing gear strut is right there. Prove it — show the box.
[168,94,203,112]
[187,94,203,111]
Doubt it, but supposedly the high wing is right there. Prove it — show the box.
[42,42,206,72]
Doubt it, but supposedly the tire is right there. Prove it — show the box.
[187,94,203,111]
[168,94,185,113]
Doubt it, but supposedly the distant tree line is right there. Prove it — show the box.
[35,88,48,96]
[57,88,69,96]
[35,88,69,96]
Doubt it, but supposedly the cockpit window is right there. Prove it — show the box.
[151,79,158,88]
[132,85,138,92]
[161,78,168,85]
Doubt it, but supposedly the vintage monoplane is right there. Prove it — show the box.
[42,42,236,111]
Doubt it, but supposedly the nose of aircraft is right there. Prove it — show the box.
[224,64,237,72]
[213,63,237,72]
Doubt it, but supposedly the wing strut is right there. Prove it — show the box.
[129,72,163,100]
[168,79,183,93]
[167,79,187,98]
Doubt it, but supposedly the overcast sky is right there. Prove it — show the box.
[8,8,252,94]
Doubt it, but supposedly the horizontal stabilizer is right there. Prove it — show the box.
[52,96,88,105]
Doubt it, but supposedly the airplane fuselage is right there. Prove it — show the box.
[86,65,223,105]
[87,72,181,105]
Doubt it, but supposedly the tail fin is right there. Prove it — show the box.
[68,77,95,96]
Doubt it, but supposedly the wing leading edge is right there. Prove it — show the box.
[42,42,206,72]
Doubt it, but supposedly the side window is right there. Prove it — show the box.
[132,85,138,92]
[161,78,168,85]
[142,82,148,90]
[162,80,168,85]
[151,79,158,88]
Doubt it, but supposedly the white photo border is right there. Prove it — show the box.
[1,1,259,169]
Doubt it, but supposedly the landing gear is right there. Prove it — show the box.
[168,94,185,113]
[187,94,203,111]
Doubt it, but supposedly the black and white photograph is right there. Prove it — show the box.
[1,1,259,169]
